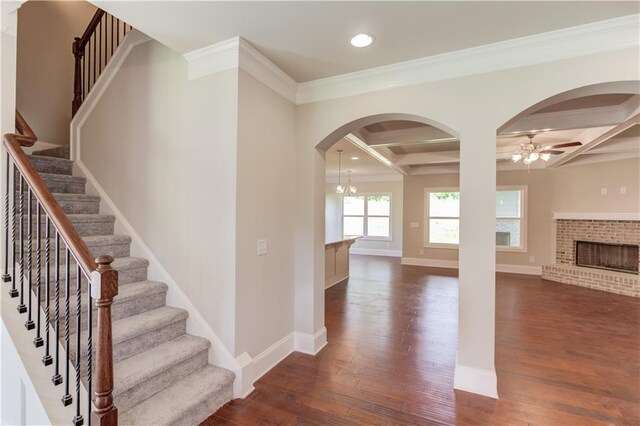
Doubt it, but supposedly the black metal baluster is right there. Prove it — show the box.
[25,190,34,330]
[17,175,26,313]
[103,14,107,70]
[34,203,43,346]
[93,31,96,88]
[116,18,120,45]
[86,40,90,96]
[98,17,102,75]
[72,264,83,426]
[52,232,62,385]
[62,249,72,406]
[86,283,92,426]
[111,14,114,56]
[2,153,10,282]
[82,51,85,100]
[9,162,18,297]
[43,217,52,365]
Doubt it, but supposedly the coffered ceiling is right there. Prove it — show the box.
[326,92,640,177]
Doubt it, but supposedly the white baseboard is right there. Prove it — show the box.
[496,264,542,275]
[401,257,542,275]
[350,248,402,257]
[251,332,296,384]
[454,363,498,399]
[295,327,328,355]
[401,257,458,269]
[242,326,328,397]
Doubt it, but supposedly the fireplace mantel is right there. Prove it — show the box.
[553,212,640,221]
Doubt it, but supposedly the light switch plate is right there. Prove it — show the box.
[410,222,420,228]
[620,186,627,194]
[257,239,267,256]
[600,187,608,195]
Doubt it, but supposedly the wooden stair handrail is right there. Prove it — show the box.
[76,9,106,50]
[14,110,37,147]
[4,112,96,276]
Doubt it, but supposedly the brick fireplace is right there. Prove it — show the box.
[541,216,640,297]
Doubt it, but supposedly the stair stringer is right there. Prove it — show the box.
[70,160,251,398]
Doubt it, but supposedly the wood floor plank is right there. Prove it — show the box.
[202,255,640,425]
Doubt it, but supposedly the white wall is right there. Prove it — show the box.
[16,0,96,144]
[325,180,403,255]
[235,70,296,357]
[79,39,239,354]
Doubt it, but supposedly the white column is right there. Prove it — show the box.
[454,124,498,398]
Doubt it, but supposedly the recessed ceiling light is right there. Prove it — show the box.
[350,33,374,48]
[351,156,359,160]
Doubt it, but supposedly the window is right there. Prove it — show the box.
[424,187,526,251]
[343,194,391,239]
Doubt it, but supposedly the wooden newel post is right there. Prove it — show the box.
[91,255,118,426]
[72,37,83,117]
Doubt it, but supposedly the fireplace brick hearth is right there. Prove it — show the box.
[542,219,640,297]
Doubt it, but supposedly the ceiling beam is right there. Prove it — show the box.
[499,104,633,135]
[550,114,640,168]
[365,126,457,147]
[396,150,460,166]
[344,133,409,175]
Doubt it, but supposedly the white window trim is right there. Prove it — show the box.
[423,186,528,252]
[343,192,393,241]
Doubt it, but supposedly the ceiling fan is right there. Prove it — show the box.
[512,134,582,165]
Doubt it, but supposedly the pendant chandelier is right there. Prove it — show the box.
[336,150,357,196]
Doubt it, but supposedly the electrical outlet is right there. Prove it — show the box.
[620,186,627,194]
[420,248,425,255]
[257,239,268,256]
[410,222,419,228]
[600,187,608,195]
[529,256,535,263]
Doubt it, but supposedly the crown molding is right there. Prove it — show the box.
[238,38,297,103]
[183,15,639,106]
[296,14,640,104]
[184,37,297,103]
[184,37,240,80]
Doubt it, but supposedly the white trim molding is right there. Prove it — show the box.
[184,37,297,103]
[401,257,542,275]
[553,212,640,221]
[350,248,402,257]
[297,14,640,104]
[182,15,639,106]
[295,327,328,355]
[454,363,498,399]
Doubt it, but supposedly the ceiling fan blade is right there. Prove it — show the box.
[545,141,582,149]
[540,150,564,155]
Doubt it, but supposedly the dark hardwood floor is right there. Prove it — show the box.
[204,255,640,425]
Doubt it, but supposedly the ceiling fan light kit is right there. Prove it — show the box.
[511,134,581,168]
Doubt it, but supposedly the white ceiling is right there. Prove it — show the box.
[94,1,639,82]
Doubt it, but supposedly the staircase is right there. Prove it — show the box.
[28,145,234,425]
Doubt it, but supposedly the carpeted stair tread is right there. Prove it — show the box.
[119,364,235,426]
[28,155,73,175]
[23,214,115,236]
[32,145,70,159]
[113,335,210,411]
[111,306,188,345]
[53,193,100,214]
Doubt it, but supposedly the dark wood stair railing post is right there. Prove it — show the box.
[91,255,118,426]
[72,37,84,117]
